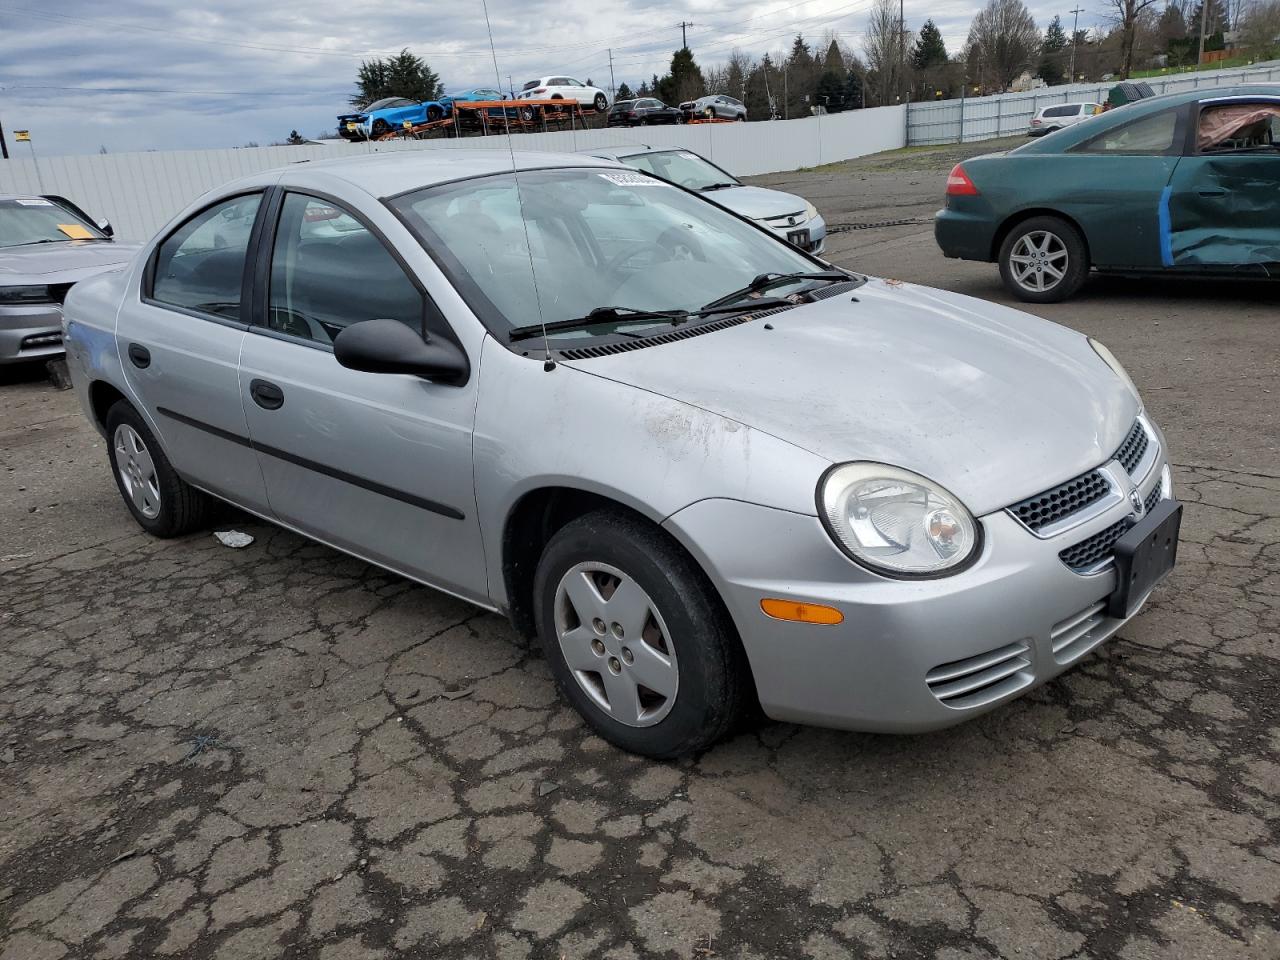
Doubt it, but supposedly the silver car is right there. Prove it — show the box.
[1,194,138,363]
[63,150,1181,757]
[587,146,827,254]
[680,94,747,121]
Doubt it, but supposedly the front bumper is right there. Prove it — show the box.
[0,303,64,363]
[663,437,1173,733]
[765,214,826,255]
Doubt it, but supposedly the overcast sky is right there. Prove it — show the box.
[0,0,1103,156]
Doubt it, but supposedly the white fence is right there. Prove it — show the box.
[0,106,906,241]
[907,61,1280,145]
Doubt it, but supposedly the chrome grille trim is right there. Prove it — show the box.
[926,640,1034,709]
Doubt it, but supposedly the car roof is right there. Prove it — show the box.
[250,149,625,199]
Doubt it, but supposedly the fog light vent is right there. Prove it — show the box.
[925,640,1033,709]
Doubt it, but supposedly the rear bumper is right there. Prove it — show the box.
[935,206,998,262]
[0,303,64,363]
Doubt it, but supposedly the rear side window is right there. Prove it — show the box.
[151,193,261,321]
[1076,109,1180,155]
[265,194,423,345]
[522,80,540,91]
[1043,105,1075,118]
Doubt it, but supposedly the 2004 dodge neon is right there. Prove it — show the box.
[62,149,1182,757]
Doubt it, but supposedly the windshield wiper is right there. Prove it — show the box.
[12,238,71,247]
[701,270,853,310]
[507,299,793,343]
[700,182,737,191]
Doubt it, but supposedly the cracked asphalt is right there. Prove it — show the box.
[2,141,1279,959]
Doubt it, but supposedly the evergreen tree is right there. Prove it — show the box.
[351,49,441,108]
[844,69,864,109]
[912,19,949,69]
[616,81,634,100]
[658,48,706,106]
[1038,15,1069,84]
[744,54,777,119]
[726,59,746,101]
[784,34,817,116]
[816,39,848,111]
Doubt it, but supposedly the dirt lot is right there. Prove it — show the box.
[2,141,1278,960]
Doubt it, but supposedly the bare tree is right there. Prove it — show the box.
[1241,0,1280,57]
[966,0,1040,91]
[1104,0,1163,77]
[863,0,908,104]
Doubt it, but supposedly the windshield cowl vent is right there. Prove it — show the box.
[556,306,793,360]
[805,280,863,302]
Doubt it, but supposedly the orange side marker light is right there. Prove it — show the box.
[760,598,844,625]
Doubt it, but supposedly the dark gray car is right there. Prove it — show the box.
[0,195,139,363]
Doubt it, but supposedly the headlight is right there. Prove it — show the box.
[0,285,54,304]
[818,463,980,577]
[804,200,819,221]
[1089,338,1141,403]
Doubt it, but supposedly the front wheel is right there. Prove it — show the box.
[105,401,212,537]
[533,510,747,757]
[704,107,716,120]
[426,105,443,122]
[593,93,608,112]
[998,216,1089,303]
[370,118,390,138]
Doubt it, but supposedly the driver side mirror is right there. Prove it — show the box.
[334,318,468,384]
[96,219,114,238]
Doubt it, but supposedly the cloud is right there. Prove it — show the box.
[0,0,1098,155]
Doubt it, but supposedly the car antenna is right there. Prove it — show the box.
[480,0,555,372]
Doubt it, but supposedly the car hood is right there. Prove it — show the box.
[704,185,807,221]
[565,279,1139,516]
[0,241,141,284]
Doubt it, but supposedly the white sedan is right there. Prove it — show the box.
[516,76,610,113]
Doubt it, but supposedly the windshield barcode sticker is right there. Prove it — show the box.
[598,172,667,187]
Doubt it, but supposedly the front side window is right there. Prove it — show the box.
[618,150,738,191]
[265,194,422,345]
[151,193,261,320]
[1076,109,1179,155]
[390,167,818,343]
[0,197,108,248]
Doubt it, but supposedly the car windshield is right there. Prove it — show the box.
[0,198,107,248]
[391,167,818,340]
[366,98,409,111]
[617,150,738,190]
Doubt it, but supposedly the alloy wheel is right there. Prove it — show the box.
[1009,230,1069,294]
[553,561,679,727]
[113,423,161,519]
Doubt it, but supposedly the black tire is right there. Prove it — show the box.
[426,105,443,122]
[737,113,746,121]
[105,400,211,538]
[997,215,1089,304]
[533,509,748,758]
[704,106,716,119]
[594,93,608,112]
[370,118,390,138]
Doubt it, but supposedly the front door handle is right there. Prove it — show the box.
[249,379,284,410]
[127,343,150,368]
[1197,187,1227,198]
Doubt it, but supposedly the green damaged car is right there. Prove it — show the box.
[935,85,1279,302]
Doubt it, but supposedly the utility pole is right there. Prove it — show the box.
[1198,0,1209,65]
[899,0,906,102]
[607,49,616,100]
[677,20,694,50]
[1069,7,1085,82]
[0,119,8,161]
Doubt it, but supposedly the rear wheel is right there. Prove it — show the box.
[704,106,716,119]
[370,118,390,138]
[593,93,608,112]
[533,510,747,757]
[998,216,1089,303]
[105,401,211,537]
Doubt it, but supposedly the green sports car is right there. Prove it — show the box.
[935,85,1279,302]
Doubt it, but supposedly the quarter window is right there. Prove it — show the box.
[265,194,423,345]
[151,193,261,321]
[1076,109,1179,155]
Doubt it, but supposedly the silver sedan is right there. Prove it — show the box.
[63,150,1181,757]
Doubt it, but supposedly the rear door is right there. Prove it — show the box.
[118,189,272,512]
[236,189,488,602]
[1054,104,1188,270]
[1164,96,1280,271]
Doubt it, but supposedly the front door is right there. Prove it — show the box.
[236,191,488,602]
[1165,97,1280,271]
[117,191,271,513]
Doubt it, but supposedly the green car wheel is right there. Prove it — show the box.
[998,216,1089,304]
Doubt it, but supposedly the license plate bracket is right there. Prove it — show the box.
[787,228,810,247]
[1108,499,1181,619]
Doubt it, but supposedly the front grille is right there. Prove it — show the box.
[762,211,806,227]
[1050,600,1111,663]
[1143,484,1162,514]
[1009,470,1110,532]
[1114,420,1149,476]
[925,640,1033,709]
[1059,517,1130,573]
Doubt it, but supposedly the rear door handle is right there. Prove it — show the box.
[249,379,284,410]
[1197,188,1227,198]
[127,343,150,368]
